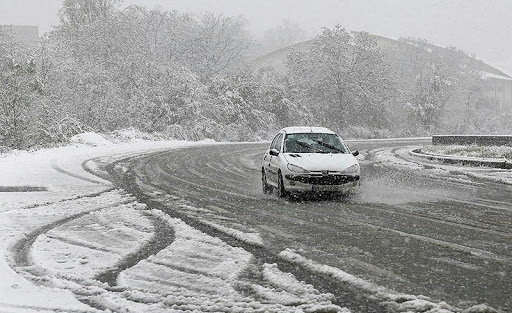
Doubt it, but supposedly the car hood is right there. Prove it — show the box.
[284,153,358,172]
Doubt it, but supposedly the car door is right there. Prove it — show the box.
[268,133,284,184]
[263,133,280,186]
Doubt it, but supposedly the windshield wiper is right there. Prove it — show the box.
[312,139,344,153]
[296,141,322,153]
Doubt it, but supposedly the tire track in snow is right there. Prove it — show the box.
[81,154,351,312]
[6,187,167,313]
[9,189,128,268]
[9,151,348,313]
[106,150,387,313]
[51,164,108,185]
[94,212,175,286]
[1,187,116,214]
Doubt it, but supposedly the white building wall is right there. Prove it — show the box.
[489,77,512,113]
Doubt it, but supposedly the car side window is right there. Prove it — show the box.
[275,134,283,152]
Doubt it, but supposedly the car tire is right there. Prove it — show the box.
[262,169,272,194]
[277,171,288,198]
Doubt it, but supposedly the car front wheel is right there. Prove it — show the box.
[277,171,288,198]
[262,169,272,194]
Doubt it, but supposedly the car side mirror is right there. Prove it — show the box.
[352,150,359,157]
[269,148,279,156]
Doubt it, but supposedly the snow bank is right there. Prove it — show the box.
[422,145,512,161]
[69,132,111,146]
[373,146,512,185]
[200,220,264,247]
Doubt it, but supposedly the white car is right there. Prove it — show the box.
[262,127,360,197]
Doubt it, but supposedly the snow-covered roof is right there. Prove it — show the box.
[281,126,336,134]
[481,71,512,81]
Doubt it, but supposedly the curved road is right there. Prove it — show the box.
[113,139,511,312]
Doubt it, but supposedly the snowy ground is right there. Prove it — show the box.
[0,134,201,312]
[0,134,505,312]
[422,145,512,161]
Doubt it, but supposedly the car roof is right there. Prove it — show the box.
[281,126,336,135]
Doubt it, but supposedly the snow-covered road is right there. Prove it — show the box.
[0,137,509,312]
[0,139,347,312]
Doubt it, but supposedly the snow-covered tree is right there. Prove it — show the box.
[188,13,253,81]
[0,27,38,148]
[58,0,122,29]
[287,26,396,132]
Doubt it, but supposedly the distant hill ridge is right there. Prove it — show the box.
[251,32,511,79]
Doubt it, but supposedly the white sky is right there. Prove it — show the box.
[0,0,511,74]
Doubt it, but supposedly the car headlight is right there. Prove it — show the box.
[343,164,359,174]
[287,163,309,173]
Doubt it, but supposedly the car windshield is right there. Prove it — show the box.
[284,133,348,154]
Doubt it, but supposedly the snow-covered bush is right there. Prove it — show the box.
[69,132,111,146]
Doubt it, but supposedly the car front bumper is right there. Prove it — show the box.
[283,173,360,192]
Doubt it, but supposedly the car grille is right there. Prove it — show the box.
[286,174,360,185]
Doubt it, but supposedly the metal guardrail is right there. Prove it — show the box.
[432,135,512,146]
